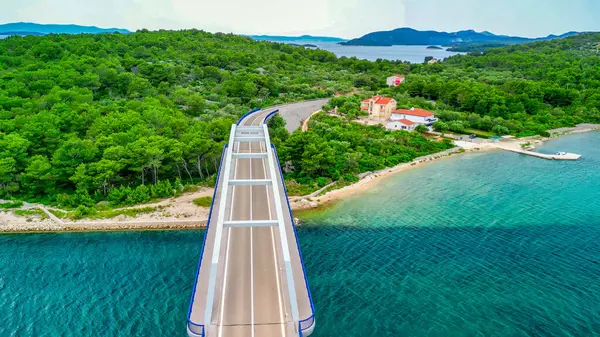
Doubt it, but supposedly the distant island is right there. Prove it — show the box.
[426,45,443,50]
[341,27,580,47]
[446,43,508,53]
[0,31,46,37]
[288,43,318,48]
[249,34,347,44]
[0,22,130,35]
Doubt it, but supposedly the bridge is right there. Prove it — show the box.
[187,107,315,337]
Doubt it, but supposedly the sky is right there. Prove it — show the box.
[2,0,600,39]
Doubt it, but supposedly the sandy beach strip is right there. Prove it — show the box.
[2,125,598,233]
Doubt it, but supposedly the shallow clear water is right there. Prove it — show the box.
[302,132,600,337]
[1,132,599,336]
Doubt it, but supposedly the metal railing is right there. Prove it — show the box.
[187,322,205,337]
[272,144,316,335]
[236,108,262,126]
[186,145,229,337]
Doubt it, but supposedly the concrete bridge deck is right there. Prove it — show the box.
[187,107,315,337]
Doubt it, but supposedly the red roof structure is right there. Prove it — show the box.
[363,95,395,105]
[375,97,393,104]
[398,119,415,125]
[394,108,433,117]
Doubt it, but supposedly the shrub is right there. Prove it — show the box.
[57,191,95,209]
[193,196,213,207]
[0,201,23,209]
[315,177,330,188]
[492,125,510,135]
[73,205,96,219]
[415,125,429,133]
[342,173,359,183]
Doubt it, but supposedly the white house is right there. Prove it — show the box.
[386,119,415,131]
[387,107,438,131]
[386,74,405,87]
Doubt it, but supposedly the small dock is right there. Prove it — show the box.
[494,144,581,160]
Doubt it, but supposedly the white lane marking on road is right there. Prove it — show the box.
[261,139,287,336]
[218,141,239,337]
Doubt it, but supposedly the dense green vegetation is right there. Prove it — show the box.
[377,33,600,137]
[271,113,454,195]
[0,29,416,205]
[446,43,507,53]
[1,29,599,207]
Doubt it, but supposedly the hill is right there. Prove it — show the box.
[0,22,130,35]
[249,34,346,44]
[0,29,598,210]
[342,28,579,46]
[0,29,422,206]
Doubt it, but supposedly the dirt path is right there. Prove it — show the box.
[301,109,322,132]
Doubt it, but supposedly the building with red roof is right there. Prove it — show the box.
[386,118,416,131]
[360,95,397,122]
[387,107,438,132]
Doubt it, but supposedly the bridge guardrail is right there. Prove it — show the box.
[262,109,279,124]
[186,144,229,337]
[236,108,262,126]
[187,322,205,337]
[272,144,316,335]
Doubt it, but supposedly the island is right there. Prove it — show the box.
[341,27,579,47]
[426,45,443,50]
[289,43,318,48]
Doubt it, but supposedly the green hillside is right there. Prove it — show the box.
[0,30,599,207]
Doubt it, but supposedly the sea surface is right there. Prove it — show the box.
[1,132,599,336]
[312,43,462,63]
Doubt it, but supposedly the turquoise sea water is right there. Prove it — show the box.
[1,132,599,336]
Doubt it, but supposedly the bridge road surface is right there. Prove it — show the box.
[188,107,315,337]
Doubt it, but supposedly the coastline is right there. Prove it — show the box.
[2,125,598,234]
[290,124,600,214]
[289,146,495,211]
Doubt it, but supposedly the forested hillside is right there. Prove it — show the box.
[386,33,600,136]
[270,113,453,194]
[0,30,412,205]
[1,30,599,207]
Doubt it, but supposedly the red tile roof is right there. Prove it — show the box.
[394,108,433,117]
[398,119,415,126]
[362,95,395,105]
[375,97,393,104]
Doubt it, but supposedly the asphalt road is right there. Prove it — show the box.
[276,99,329,133]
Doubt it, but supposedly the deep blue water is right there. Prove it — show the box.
[1,132,599,336]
